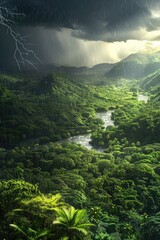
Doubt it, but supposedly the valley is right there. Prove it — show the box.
[0,51,160,240]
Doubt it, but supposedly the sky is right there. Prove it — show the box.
[1,0,160,69]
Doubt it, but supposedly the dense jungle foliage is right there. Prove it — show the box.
[0,71,160,239]
[0,73,131,148]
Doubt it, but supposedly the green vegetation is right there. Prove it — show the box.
[1,69,160,239]
[0,73,135,148]
[91,101,160,146]
[140,69,160,102]
[0,73,102,148]
[105,52,160,80]
[0,180,91,239]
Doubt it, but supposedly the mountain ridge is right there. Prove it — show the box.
[105,51,160,80]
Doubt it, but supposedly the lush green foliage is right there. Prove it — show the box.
[0,73,136,148]
[1,70,160,239]
[91,100,160,147]
[0,180,92,240]
[1,137,160,239]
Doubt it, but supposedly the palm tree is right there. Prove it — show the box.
[53,206,93,240]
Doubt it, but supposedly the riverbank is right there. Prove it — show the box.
[63,93,148,151]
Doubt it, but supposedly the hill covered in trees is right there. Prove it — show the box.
[1,67,160,239]
[105,52,160,80]
[0,72,109,148]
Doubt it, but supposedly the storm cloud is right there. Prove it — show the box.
[6,0,160,42]
[1,0,160,69]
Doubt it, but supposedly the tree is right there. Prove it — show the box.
[20,193,64,227]
[53,206,93,240]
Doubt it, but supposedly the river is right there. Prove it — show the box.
[65,93,148,150]
[67,110,114,150]
[137,94,149,103]
[18,92,148,150]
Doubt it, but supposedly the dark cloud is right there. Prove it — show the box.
[1,0,160,70]
[5,0,160,41]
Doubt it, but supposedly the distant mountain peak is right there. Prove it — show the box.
[105,51,160,80]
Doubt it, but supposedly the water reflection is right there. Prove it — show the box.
[68,110,114,150]
[68,134,92,150]
[96,110,114,128]
[138,94,148,103]
[63,94,148,150]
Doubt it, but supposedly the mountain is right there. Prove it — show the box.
[140,69,160,90]
[105,52,160,80]
[139,69,160,102]
[2,52,160,82]
[33,63,115,78]
[0,62,115,80]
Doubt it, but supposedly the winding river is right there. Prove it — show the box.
[67,110,114,150]
[65,93,148,150]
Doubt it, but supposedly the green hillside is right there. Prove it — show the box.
[0,73,101,148]
[1,68,160,239]
[0,72,131,148]
[139,68,160,102]
[105,52,160,80]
